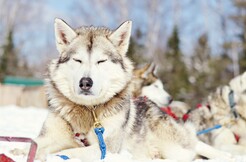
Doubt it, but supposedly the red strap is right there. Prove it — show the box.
[196,103,202,109]
[196,103,211,110]
[234,133,240,143]
[182,113,189,122]
[161,107,178,120]
[183,103,210,122]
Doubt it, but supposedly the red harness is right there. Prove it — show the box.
[234,133,240,143]
[182,113,189,122]
[160,106,179,120]
[75,133,90,146]
[134,96,179,120]
[182,103,210,122]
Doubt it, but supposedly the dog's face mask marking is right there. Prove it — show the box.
[51,19,133,106]
[142,79,172,107]
[137,64,172,107]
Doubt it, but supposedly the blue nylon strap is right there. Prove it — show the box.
[229,90,236,108]
[57,155,70,160]
[94,127,106,159]
[228,90,238,118]
[197,124,222,136]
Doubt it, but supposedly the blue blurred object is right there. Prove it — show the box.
[3,76,44,86]
[57,155,70,160]
[197,124,222,135]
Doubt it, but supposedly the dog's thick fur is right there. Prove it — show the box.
[13,19,234,162]
[207,85,246,154]
[185,104,214,145]
[186,84,246,155]
[168,101,191,118]
[132,64,190,118]
[229,71,246,101]
[131,64,172,107]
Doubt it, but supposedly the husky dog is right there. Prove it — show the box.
[132,64,191,118]
[229,72,246,98]
[131,64,172,107]
[182,103,214,145]
[229,72,246,117]
[203,85,246,154]
[13,19,233,162]
[168,101,191,119]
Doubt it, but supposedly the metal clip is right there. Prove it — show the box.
[94,121,102,128]
[91,110,102,128]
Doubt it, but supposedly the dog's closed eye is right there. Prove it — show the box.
[73,58,82,63]
[97,59,107,64]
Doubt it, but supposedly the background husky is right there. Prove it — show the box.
[178,70,246,155]
[168,101,191,119]
[185,84,246,155]
[132,64,190,118]
[183,104,214,145]
[229,72,246,98]
[208,85,246,154]
[13,19,233,162]
[132,63,172,107]
[229,71,246,118]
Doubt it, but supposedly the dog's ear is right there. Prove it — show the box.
[142,63,156,78]
[109,21,132,56]
[54,18,77,53]
[150,64,157,75]
[134,64,151,76]
[142,63,152,73]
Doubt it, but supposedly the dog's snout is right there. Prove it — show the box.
[79,77,93,91]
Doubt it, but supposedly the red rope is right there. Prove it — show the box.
[182,113,189,122]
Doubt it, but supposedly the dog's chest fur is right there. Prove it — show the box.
[47,80,131,135]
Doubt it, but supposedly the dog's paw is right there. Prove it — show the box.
[35,152,47,162]
[33,148,50,161]
[10,148,47,162]
[220,153,236,162]
[10,148,28,156]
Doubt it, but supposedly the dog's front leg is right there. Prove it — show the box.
[34,112,80,158]
[55,144,101,162]
[195,141,233,160]
[11,112,80,160]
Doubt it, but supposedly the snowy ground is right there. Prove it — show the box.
[0,105,246,162]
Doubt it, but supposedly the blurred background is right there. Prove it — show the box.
[0,0,246,108]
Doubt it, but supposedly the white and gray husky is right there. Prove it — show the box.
[131,63,173,107]
[13,19,233,162]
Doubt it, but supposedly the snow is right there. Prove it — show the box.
[0,105,246,162]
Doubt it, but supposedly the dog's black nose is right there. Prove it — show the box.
[79,77,93,91]
[168,96,173,104]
